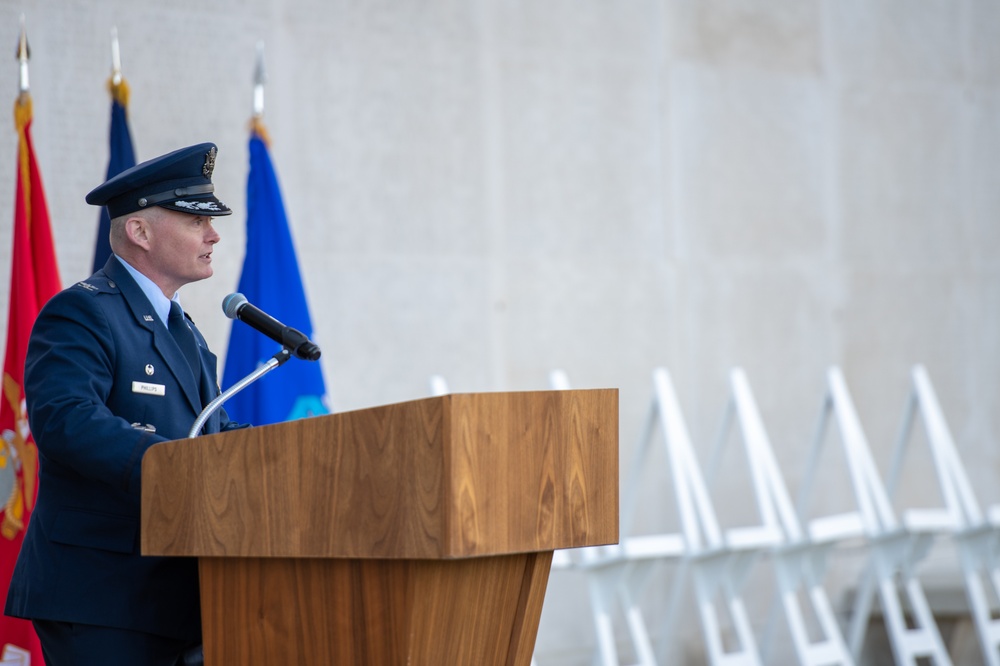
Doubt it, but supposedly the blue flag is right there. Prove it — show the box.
[92,83,136,273]
[222,126,329,425]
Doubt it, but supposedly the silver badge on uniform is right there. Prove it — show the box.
[145,364,154,376]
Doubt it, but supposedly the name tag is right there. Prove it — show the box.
[132,381,165,396]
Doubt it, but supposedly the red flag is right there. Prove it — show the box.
[0,91,60,664]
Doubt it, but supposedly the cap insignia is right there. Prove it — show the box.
[203,147,217,178]
[173,200,224,212]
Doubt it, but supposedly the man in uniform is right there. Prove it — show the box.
[5,142,247,665]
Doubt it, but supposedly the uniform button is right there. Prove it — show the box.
[108,280,116,288]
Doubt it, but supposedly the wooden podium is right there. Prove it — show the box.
[142,389,618,665]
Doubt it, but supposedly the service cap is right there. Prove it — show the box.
[86,142,232,218]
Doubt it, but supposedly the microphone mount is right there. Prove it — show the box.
[188,348,291,438]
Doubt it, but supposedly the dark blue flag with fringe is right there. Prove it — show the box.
[92,79,136,273]
[222,123,329,425]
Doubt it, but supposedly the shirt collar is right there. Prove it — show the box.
[113,254,182,326]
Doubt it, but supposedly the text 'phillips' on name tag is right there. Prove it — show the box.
[132,381,166,396]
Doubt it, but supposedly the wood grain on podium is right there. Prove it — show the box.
[199,552,554,665]
[142,389,618,559]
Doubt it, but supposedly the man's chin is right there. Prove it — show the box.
[191,267,213,283]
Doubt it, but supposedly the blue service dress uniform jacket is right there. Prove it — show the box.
[4,256,246,642]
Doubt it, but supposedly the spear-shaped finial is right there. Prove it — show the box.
[16,14,30,95]
[252,41,266,119]
[14,15,32,162]
[107,26,130,107]
[111,26,122,86]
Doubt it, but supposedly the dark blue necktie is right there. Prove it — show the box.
[168,301,202,383]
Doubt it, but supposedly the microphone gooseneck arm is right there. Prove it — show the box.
[187,348,291,438]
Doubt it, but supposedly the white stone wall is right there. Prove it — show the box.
[1,0,998,663]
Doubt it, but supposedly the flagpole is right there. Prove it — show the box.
[92,26,137,272]
[14,17,31,217]
[253,41,265,119]
[15,16,31,142]
[17,15,29,97]
[108,26,130,105]
[250,41,270,143]
[111,26,122,86]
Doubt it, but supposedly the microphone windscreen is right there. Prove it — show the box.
[222,292,248,319]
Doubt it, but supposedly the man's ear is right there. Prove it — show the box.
[124,214,152,251]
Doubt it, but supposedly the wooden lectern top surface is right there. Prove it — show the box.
[141,389,618,560]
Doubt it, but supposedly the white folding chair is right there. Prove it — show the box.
[803,367,952,665]
[881,365,1000,665]
[720,369,854,666]
[643,368,787,666]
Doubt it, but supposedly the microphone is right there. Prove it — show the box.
[222,293,321,361]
